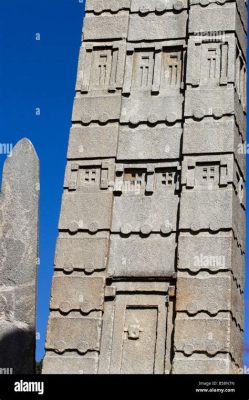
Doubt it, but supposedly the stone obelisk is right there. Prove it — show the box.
[43,0,246,374]
[0,138,39,374]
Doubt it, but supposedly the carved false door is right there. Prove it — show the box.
[121,307,158,374]
[99,289,171,374]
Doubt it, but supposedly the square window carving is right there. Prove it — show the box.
[78,167,101,187]
[156,168,177,190]
[195,163,219,187]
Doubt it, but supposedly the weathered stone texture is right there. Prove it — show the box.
[172,353,240,374]
[67,125,119,159]
[174,312,243,365]
[42,353,98,374]
[54,236,109,274]
[98,282,174,374]
[172,0,246,373]
[43,0,246,374]
[45,316,102,354]
[0,139,39,373]
[108,235,176,277]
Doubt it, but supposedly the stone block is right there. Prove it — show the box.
[120,94,183,124]
[83,13,129,40]
[178,232,245,290]
[85,0,130,13]
[172,353,239,374]
[45,317,102,354]
[112,193,179,233]
[50,276,105,314]
[54,237,109,274]
[180,189,245,246]
[59,192,113,233]
[67,125,118,159]
[189,0,247,34]
[174,312,243,365]
[130,0,188,13]
[107,234,176,277]
[184,88,246,136]
[72,95,122,124]
[128,12,187,41]
[42,353,98,374]
[176,271,243,328]
[117,124,182,160]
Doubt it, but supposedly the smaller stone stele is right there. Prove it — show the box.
[0,138,39,374]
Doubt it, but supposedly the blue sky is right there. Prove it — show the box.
[0,0,248,367]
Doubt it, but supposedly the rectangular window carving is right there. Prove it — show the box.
[161,50,182,89]
[236,47,246,108]
[90,48,118,90]
[123,169,146,191]
[132,51,154,90]
[200,43,221,86]
[207,49,217,79]
[98,54,108,86]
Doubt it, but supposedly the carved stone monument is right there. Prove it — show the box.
[0,138,39,374]
[43,0,246,374]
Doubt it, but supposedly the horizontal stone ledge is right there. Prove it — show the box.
[45,317,102,354]
[175,271,244,328]
[172,352,240,374]
[42,352,99,374]
[50,276,105,314]
[174,312,243,365]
